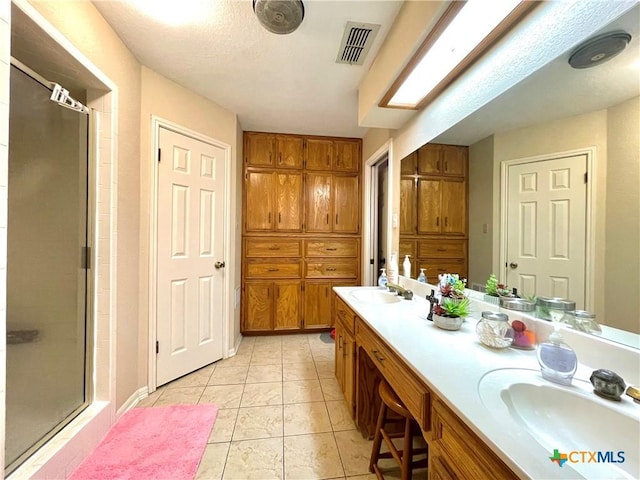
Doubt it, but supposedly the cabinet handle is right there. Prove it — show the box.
[372,350,385,363]
[268,212,272,223]
[268,268,279,272]
[436,248,446,252]
[339,336,343,350]
[276,285,280,297]
[444,160,448,172]
[435,216,439,226]
[335,214,339,224]
[278,152,282,164]
[444,217,448,227]
[278,212,281,223]
[326,214,329,224]
[436,160,440,171]
[327,267,337,271]
[325,287,329,296]
[326,247,337,251]
[268,246,281,250]
[337,154,340,166]
[326,155,330,167]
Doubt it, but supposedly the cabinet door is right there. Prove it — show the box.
[274,281,301,330]
[246,172,275,231]
[275,173,303,232]
[276,135,304,169]
[429,456,458,480]
[343,329,356,416]
[401,151,418,175]
[244,282,273,331]
[441,145,467,177]
[417,178,442,234]
[400,178,417,234]
[306,139,333,170]
[245,132,275,167]
[305,173,332,232]
[334,140,360,172]
[441,179,466,235]
[333,175,359,233]
[417,144,441,174]
[303,281,332,328]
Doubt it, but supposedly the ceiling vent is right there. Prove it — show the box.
[336,22,380,65]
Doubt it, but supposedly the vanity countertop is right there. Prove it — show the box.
[334,285,640,480]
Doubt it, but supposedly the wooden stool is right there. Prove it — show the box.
[369,380,428,480]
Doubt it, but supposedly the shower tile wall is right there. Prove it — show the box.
[0,0,10,473]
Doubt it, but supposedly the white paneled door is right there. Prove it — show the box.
[506,154,587,307]
[157,127,225,386]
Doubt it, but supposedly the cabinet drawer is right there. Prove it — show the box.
[355,319,430,431]
[418,239,466,259]
[245,238,302,258]
[432,399,518,479]
[306,260,358,278]
[245,260,302,278]
[335,296,356,334]
[305,239,358,257]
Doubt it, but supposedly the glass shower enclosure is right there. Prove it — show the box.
[5,63,91,474]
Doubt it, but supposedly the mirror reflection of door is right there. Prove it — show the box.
[375,158,388,284]
[505,153,587,306]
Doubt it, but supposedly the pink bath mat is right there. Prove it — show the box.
[70,404,218,480]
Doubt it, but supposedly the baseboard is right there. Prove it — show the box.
[116,386,148,418]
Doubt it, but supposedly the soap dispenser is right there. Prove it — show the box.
[388,252,399,284]
[537,327,577,386]
[417,268,427,283]
[377,268,388,288]
[403,255,412,278]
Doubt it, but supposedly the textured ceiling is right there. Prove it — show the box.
[92,0,403,138]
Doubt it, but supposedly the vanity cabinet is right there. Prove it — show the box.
[242,132,361,334]
[334,296,357,417]
[400,143,468,281]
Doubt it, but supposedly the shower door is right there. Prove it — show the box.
[5,64,90,474]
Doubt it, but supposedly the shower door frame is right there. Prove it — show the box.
[5,59,96,476]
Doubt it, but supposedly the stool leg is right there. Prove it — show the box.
[401,417,413,480]
[369,401,387,474]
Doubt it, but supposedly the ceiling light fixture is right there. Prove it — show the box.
[381,0,537,110]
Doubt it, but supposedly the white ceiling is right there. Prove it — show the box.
[92,0,403,138]
[433,4,640,146]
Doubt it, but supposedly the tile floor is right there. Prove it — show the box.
[137,333,427,480]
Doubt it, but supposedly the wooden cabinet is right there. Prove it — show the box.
[418,144,467,177]
[306,138,360,172]
[244,132,303,168]
[242,132,361,335]
[335,296,357,417]
[400,143,468,281]
[245,171,302,232]
[243,281,302,332]
[305,173,359,234]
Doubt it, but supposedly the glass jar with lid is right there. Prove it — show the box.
[500,298,536,349]
[476,311,513,349]
[535,297,576,324]
[571,310,601,334]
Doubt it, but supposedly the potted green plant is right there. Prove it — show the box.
[432,297,471,331]
[484,273,510,304]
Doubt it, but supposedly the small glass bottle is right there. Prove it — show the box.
[377,268,388,288]
[417,268,427,283]
[476,311,513,349]
[537,327,577,386]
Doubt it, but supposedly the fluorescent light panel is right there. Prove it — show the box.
[388,0,523,108]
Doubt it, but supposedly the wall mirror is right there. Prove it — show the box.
[399,4,639,347]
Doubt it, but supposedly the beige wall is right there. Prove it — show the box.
[362,128,392,162]
[605,97,640,333]
[468,135,494,287]
[139,67,242,377]
[29,0,142,409]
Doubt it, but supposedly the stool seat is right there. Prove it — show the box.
[369,380,428,480]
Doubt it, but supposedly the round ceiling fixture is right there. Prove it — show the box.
[568,31,632,69]
[253,0,305,35]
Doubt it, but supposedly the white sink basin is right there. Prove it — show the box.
[350,288,402,304]
[479,368,640,479]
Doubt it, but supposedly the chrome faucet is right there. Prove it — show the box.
[626,386,640,404]
[386,283,413,300]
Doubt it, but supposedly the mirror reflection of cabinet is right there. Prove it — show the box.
[400,144,468,284]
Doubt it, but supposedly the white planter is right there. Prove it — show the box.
[433,314,463,331]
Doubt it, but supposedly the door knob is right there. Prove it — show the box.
[509,262,518,269]
[215,261,226,269]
